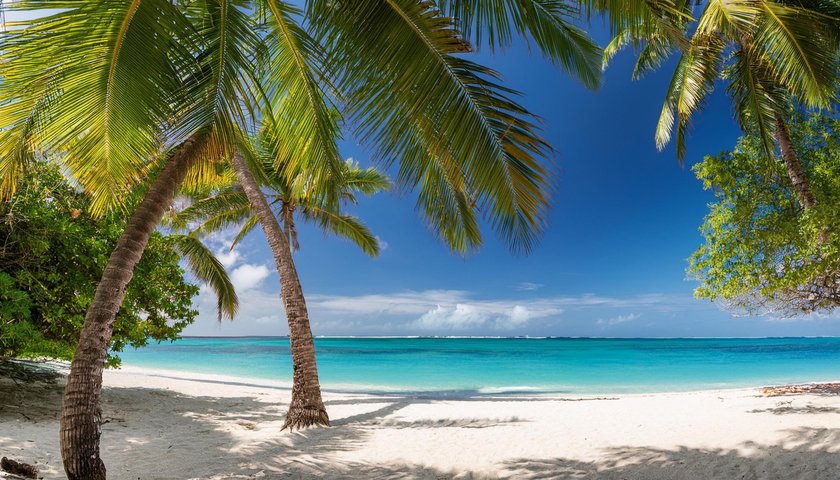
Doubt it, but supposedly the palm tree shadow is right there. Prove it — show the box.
[6,380,840,480]
[501,428,840,480]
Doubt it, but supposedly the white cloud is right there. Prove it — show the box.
[515,282,544,291]
[255,315,281,325]
[184,287,709,337]
[308,290,469,316]
[416,304,487,330]
[184,286,290,336]
[508,305,531,327]
[597,313,641,327]
[375,236,389,251]
[307,290,694,320]
[412,303,543,331]
[230,264,271,292]
[215,248,241,269]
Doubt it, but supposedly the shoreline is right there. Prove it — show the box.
[3,364,840,478]
[114,363,840,399]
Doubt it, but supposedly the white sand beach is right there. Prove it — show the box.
[3,366,840,479]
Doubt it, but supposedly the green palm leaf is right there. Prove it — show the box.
[300,206,381,256]
[231,214,261,249]
[1,0,196,215]
[309,0,551,253]
[655,33,724,160]
[725,40,786,165]
[171,234,239,322]
[256,0,344,191]
[439,0,603,88]
[753,0,839,107]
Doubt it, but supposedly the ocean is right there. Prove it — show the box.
[117,336,840,396]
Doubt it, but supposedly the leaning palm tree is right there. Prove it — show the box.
[603,0,840,211]
[0,1,682,477]
[176,137,389,429]
[0,2,277,477]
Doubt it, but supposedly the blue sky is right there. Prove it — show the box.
[182,22,840,338]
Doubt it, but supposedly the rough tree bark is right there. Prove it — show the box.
[230,152,329,430]
[60,133,203,480]
[775,113,817,210]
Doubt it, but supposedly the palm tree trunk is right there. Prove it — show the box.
[230,152,329,430]
[60,133,203,480]
[775,113,816,210]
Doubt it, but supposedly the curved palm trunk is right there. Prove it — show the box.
[60,133,203,480]
[775,113,816,210]
[230,152,329,430]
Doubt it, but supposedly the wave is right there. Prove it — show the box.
[477,385,546,394]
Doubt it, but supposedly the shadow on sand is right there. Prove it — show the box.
[2,380,840,479]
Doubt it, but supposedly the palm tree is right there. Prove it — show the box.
[177,139,389,429]
[603,0,840,211]
[0,2,272,477]
[0,0,681,476]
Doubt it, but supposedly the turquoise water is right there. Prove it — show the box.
[117,337,840,395]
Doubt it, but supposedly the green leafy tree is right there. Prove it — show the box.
[689,110,840,317]
[0,162,200,365]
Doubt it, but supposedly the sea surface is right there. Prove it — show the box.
[117,337,840,396]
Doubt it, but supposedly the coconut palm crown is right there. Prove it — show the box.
[603,0,840,210]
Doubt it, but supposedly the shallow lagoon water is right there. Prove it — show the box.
[118,336,840,395]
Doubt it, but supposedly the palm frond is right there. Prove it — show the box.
[412,150,483,254]
[177,0,262,151]
[300,206,380,257]
[725,39,786,163]
[173,189,250,229]
[1,0,196,215]
[231,214,260,249]
[578,0,693,45]
[439,0,603,88]
[695,0,761,37]
[338,160,391,196]
[753,0,839,108]
[655,33,724,160]
[256,0,344,192]
[631,34,675,79]
[309,0,551,253]
[171,234,238,322]
[602,27,635,70]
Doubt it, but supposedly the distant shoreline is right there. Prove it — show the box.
[112,364,840,399]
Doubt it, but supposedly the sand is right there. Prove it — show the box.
[2,365,840,479]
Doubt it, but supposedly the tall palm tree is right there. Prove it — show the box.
[176,137,389,430]
[0,2,271,477]
[0,0,683,477]
[603,0,840,211]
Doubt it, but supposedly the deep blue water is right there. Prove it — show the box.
[117,337,840,395]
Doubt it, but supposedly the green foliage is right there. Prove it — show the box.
[689,111,840,317]
[176,132,389,260]
[0,163,199,365]
[603,0,840,163]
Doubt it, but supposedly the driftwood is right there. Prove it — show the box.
[761,383,840,396]
[0,458,38,479]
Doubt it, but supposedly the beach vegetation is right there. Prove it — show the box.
[0,162,200,366]
[689,110,840,317]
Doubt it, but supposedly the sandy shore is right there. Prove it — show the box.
[2,366,840,479]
